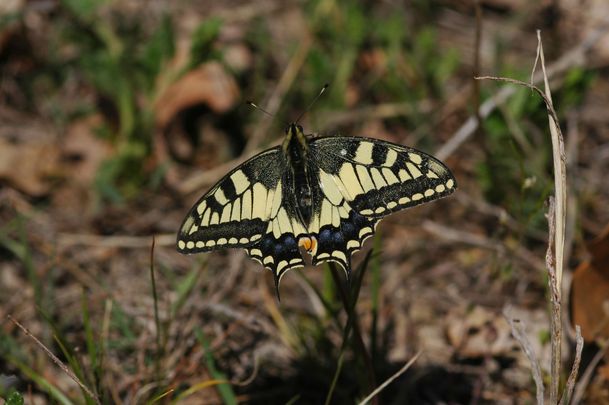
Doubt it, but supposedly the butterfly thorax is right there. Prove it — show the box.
[283,124,314,226]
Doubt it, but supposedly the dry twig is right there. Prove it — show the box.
[7,315,101,405]
[357,351,422,405]
[504,309,544,404]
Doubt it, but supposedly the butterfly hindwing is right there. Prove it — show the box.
[177,148,285,253]
[245,169,307,286]
[310,137,456,218]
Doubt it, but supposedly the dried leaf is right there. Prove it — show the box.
[447,306,516,358]
[571,223,609,342]
[0,138,60,196]
[155,62,239,129]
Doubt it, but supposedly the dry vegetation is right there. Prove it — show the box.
[1,0,609,404]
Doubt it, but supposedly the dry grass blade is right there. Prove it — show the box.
[561,325,584,405]
[357,350,422,405]
[436,24,608,160]
[476,30,585,405]
[572,340,609,404]
[58,233,175,248]
[7,315,101,405]
[504,310,544,404]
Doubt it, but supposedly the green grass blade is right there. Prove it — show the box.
[194,328,237,405]
[3,355,74,405]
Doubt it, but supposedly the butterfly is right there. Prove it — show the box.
[177,123,456,298]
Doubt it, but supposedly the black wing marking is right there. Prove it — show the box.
[310,136,456,218]
[177,147,284,253]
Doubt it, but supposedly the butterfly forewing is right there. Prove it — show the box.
[310,137,456,218]
[177,147,285,252]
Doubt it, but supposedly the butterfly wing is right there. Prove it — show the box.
[244,166,308,292]
[306,136,456,275]
[177,147,285,252]
[177,147,307,293]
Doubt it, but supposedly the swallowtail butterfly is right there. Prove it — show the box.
[177,124,456,296]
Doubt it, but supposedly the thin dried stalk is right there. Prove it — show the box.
[504,309,544,404]
[477,30,584,404]
[7,315,101,405]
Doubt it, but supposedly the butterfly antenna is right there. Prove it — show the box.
[246,100,274,117]
[295,83,329,124]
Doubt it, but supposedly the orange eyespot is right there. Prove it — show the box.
[298,236,317,254]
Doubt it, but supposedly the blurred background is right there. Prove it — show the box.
[1,0,609,403]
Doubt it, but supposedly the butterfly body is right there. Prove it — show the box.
[177,124,456,294]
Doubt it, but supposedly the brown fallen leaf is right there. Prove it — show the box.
[571,223,609,343]
[154,61,239,129]
[446,305,517,358]
[0,138,60,196]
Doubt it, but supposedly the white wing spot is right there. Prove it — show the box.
[384,148,398,167]
[355,142,374,164]
[409,152,423,164]
[231,199,241,221]
[339,164,363,199]
[214,188,228,205]
[399,196,411,205]
[406,162,422,178]
[241,190,252,219]
[270,180,283,217]
[178,240,186,250]
[197,201,207,215]
[382,168,399,185]
[356,165,375,192]
[398,169,411,181]
[424,189,435,197]
[201,208,211,226]
[252,183,267,219]
[230,170,250,195]
[250,248,262,257]
[220,204,231,223]
[320,169,344,205]
[347,240,360,250]
[412,193,423,201]
[446,179,455,189]
[370,168,387,188]
[436,184,446,192]
[210,212,220,225]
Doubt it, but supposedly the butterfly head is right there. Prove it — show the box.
[285,123,304,136]
[282,123,308,154]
